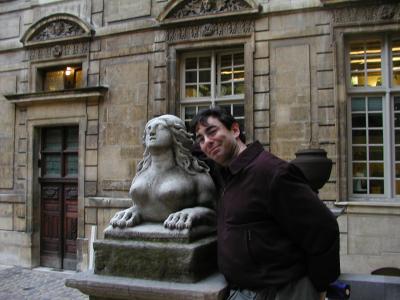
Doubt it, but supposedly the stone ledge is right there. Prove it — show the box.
[0,194,25,203]
[104,223,216,243]
[85,197,132,208]
[66,271,228,300]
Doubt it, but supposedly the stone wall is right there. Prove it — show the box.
[0,0,399,276]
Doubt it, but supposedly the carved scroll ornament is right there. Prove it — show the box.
[170,0,251,19]
[166,19,254,42]
[333,4,400,24]
[31,20,85,42]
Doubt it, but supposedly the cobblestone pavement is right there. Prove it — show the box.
[0,264,88,300]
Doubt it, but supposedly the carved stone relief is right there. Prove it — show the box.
[333,3,400,24]
[30,20,85,42]
[169,0,251,19]
[166,19,254,42]
[28,42,89,61]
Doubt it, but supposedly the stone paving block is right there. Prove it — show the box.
[0,266,88,299]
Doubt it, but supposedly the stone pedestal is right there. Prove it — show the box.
[66,271,228,300]
[66,223,228,299]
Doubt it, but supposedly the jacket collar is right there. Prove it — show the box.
[228,141,264,175]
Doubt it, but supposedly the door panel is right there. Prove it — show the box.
[40,126,78,270]
[40,183,62,269]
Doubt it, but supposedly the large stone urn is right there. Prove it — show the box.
[291,148,332,192]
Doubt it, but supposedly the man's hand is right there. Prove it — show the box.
[319,291,326,300]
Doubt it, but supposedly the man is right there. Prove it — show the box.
[190,108,340,300]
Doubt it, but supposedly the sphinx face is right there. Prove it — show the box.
[145,119,173,150]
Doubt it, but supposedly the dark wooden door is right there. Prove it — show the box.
[40,126,78,270]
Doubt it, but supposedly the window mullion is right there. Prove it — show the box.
[383,35,394,198]
[211,50,216,107]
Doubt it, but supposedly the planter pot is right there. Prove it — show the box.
[291,148,332,192]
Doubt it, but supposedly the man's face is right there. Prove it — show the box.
[195,116,240,166]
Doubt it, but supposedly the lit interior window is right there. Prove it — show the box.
[42,65,83,92]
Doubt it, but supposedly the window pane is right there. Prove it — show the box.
[370,180,384,194]
[66,127,78,150]
[395,113,400,127]
[233,66,244,80]
[233,104,244,117]
[352,130,366,144]
[353,146,366,160]
[234,82,245,94]
[44,155,61,176]
[221,55,232,67]
[353,163,367,177]
[185,58,197,69]
[351,98,365,111]
[396,181,400,195]
[349,41,382,88]
[368,114,382,127]
[184,106,196,120]
[220,68,232,82]
[370,163,384,177]
[392,40,400,86]
[369,146,383,160]
[395,130,400,144]
[368,97,382,111]
[186,71,197,83]
[66,154,78,176]
[351,59,364,72]
[185,86,197,98]
[353,179,367,194]
[351,74,365,87]
[43,70,64,91]
[199,84,211,97]
[352,114,365,127]
[44,128,62,151]
[367,72,382,87]
[199,70,210,83]
[221,83,232,96]
[369,130,383,143]
[234,53,244,65]
[396,147,400,161]
[75,69,83,88]
[396,163,400,178]
[199,56,211,68]
[366,56,381,71]
[219,105,231,114]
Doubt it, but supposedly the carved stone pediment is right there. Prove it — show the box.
[31,20,85,42]
[158,0,260,24]
[21,13,94,47]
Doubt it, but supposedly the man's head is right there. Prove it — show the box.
[190,107,246,166]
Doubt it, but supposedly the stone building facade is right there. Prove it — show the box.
[0,0,399,275]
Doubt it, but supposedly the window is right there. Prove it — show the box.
[348,36,400,200]
[180,49,245,131]
[41,65,83,92]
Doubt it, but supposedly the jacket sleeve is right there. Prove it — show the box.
[268,163,340,292]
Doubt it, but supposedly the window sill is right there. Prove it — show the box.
[4,86,108,106]
[335,200,400,215]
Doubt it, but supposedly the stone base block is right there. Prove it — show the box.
[66,271,228,300]
[94,235,217,282]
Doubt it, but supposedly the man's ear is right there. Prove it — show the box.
[231,122,240,138]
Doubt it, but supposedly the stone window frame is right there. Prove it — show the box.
[345,34,400,202]
[167,37,254,142]
[179,47,246,130]
[20,13,93,93]
[334,23,400,204]
[30,58,88,93]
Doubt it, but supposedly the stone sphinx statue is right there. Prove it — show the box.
[110,114,217,230]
